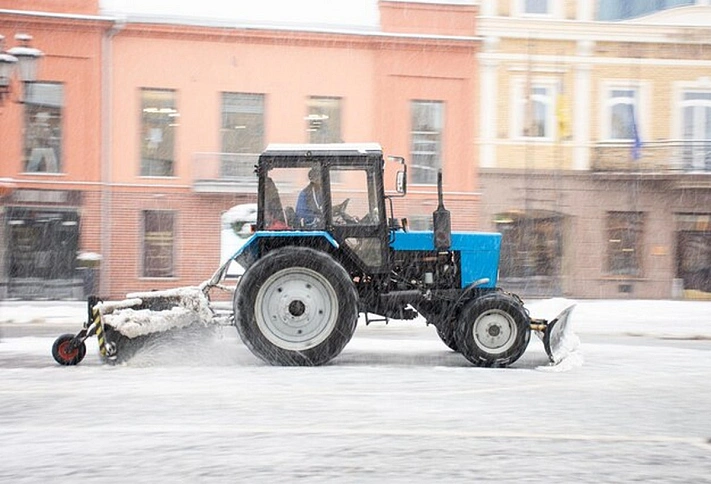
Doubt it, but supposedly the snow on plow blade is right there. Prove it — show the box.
[98,287,215,363]
[52,286,222,366]
[539,305,578,364]
[52,259,239,366]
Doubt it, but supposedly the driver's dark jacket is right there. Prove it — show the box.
[295,183,323,227]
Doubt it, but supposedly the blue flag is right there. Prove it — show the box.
[631,105,642,161]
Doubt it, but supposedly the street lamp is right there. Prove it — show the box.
[0,33,43,104]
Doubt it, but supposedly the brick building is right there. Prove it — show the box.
[1,0,480,299]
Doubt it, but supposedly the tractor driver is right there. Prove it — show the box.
[295,165,324,228]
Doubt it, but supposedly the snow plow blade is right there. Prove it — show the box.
[538,305,577,364]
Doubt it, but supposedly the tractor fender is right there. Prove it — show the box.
[451,285,530,324]
[231,230,340,271]
[448,281,499,323]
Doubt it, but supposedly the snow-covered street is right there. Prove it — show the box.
[1,299,710,483]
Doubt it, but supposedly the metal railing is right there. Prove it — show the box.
[592,139,711,172]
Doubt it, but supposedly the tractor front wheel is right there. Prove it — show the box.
[52,334,87,366]
[455,293,531,367]
[234,247,358,366]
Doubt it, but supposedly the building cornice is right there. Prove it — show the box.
[116,20,481,51]
[0,8,113,23]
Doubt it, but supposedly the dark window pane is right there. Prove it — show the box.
[143,210,175,277]
[496,213,562,278]
[606,212,644,276]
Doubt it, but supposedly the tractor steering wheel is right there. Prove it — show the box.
[333,198,358,224]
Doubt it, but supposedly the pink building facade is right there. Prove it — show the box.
[1,1,480,299]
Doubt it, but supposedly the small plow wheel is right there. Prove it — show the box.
[52,334,87,366]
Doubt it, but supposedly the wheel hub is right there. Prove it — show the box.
[488,325,501,337]
[472,309,517,355]
[288,300,306,317]
[255,267,338,351]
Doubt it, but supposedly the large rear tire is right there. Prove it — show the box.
[455,293,531,367]
[234,247,358,366]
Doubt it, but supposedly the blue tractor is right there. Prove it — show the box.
[51,143,573,367]
[230,143,574,367]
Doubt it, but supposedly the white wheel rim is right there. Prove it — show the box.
[472,309,517,355]
[255,267,339,351]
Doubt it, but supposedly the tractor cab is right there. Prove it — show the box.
[253,143,402,273]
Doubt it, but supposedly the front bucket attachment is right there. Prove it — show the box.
[542,305,578,364]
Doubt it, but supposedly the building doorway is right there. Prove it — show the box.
[494,210,564,297]
[5,207,80,299]
[677,230,711,298]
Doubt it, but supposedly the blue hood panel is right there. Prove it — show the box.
[391,231,502,288]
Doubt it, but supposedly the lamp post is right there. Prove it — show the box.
[0,33,43,104]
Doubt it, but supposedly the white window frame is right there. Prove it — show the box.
[599,81,648,142]
[674,82,711,170]
[511,77,558,141]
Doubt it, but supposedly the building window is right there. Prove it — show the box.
[221,93,264,177]
[604,87,640,141]
[306,96,341,144]
[606,212,644,277]
[411,100,444,185]
[681,91,711,171]
[597,0,695,21]
[514,82,555,139]
[496,212,562,278]
[23,82,63,173]
[141,88,177,177]
[524,0,549,14]
[513,0,561,16]
[143,210,175,278]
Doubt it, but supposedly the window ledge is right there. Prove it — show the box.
[20,172,66,177]
[599,276,647,281]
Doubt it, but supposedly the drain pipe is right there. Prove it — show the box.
[99,17,125,297]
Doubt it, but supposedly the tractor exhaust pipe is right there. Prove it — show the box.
[433,170,451,250]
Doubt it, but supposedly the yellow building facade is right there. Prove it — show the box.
[477,0,711,299]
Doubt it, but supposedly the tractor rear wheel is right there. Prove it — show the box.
[234,247,358,366]
[455,293,530,367]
